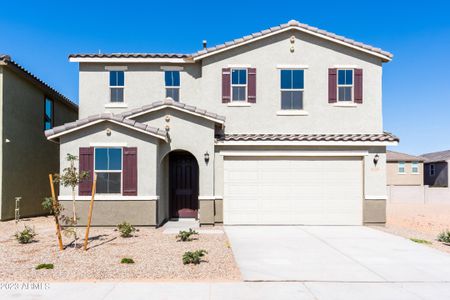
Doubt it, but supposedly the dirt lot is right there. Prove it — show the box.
[0,217,240,281]
[373,202,450,254]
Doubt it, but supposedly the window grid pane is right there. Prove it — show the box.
[110,71,124,86]
[231,69,247,85]
[165,71,180,87]
[111,88,124,102]
[166,88,180,101]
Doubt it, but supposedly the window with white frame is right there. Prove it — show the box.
[231,69,247,101]
[337,69,353,102]
[429,164,436,176]
[280,69,304,110]
[165,71,180,101]
[411,161,419,174]
[95,148,122,194]
[398,161,405,174]
[110,71,124,102]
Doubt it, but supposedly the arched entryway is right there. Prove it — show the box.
[169,150,199,219]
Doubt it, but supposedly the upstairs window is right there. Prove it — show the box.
[165,71,180,101]
[337,69,353,102]
[398,161,405,174]
[411,162,419,174]
[109,71,124,102]
[95,148,122,194]
[231,69,247,101]
[44,98,54,130]
[280,69,304,110]
[429,164,436,176]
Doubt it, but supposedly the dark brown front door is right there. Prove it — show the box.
[169,151,199,218]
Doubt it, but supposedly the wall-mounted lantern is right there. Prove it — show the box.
[204,151,210,164]
[373,154,380,166]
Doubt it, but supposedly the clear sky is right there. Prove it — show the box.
[1,0,449,155]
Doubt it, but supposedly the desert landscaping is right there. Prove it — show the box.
[0,217,240,281]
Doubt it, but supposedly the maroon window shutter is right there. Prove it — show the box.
[123,147,137,196]
[328,68,337,103]
[222,68,231,103]
[247,68,256,103]
[79,147,94,196]
[354,69,363,104]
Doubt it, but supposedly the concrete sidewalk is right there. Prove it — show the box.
[2,282,450,300]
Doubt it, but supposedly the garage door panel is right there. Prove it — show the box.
[224,157,362,225]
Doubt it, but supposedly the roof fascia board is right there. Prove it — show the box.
[126,105,225,124]
[69,57,194,63]
[193,27,391,62]
[47,119,167,141]
[216,140,399,146]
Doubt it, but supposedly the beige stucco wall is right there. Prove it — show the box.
[0,67,77,220]
[77,30,383,134]
[59,122,160,197]
[60,200,157,226]
[387,161,423,186]
[363,199,386,224]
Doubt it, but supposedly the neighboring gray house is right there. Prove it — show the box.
[46,20,398,226]
[422,150,450,187]
[0,55,78,220]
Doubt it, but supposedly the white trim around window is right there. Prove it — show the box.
[105,66,128,71]
[94,147,123,195]
[398,161,406,174]
[230,68,248,102]
[411,161,419,174]
[337,69,354,102]
[161,66,184,71]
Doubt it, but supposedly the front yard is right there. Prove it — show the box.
[0,217,240,281]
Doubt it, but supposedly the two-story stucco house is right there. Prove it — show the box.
[0,55,78,220]
[45,20,398,226]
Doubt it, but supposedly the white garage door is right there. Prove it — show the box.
[224,157,363,225]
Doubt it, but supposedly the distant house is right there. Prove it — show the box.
[422,150,450,187]
[386,151,425,186]
[0,55,78,220]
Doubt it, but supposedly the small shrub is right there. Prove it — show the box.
[15,226,36,244]
[437,230,450,244]
[36,263,54,270]
[177,228,198,242]
[121,258,135,264]
[410,238,432,245]
[117,222,136,238]
[182,250,207,265]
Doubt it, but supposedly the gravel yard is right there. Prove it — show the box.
[370,201,450,254]
[0,217,240,281]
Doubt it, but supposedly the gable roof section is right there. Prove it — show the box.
[45,113,167,141]
[69,20,392,63]
[216,132,399,146]
[387,150,426,162]
[0,54,78,111]
[192,20,393,62]
[121,98,226,124]
[421,150,450,163]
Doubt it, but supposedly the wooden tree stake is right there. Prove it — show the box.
[49,174,64,251]
[83,174,97,251]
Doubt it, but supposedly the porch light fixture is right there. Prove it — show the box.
[373,154,380,166]
[204,151,210,163]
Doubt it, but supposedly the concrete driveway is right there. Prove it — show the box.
[225,226,450,282]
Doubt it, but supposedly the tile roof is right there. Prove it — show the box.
[120,98,226,123]
[69,19,392,62]
[421,150,450,163]
[217,132,399,143]
[45,112,166,140]
[69,53,189,59]
[387,150,426,162]
[0,55,77,110]
[191,20,393,61]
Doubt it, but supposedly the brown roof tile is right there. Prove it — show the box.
[387,150,426,162]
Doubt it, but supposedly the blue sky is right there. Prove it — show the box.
[1,0,449,155]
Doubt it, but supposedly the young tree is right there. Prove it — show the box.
[54,154,89,248]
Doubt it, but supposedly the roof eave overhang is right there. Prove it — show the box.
[126,105,225,125]
[46,119,167,142]
[193,27,392,62]
[69,57,195,64]
[215,140,399,146]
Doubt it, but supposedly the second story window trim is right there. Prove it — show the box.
[165,70,180,101]
[109,70,124,103]
[337,69,354,102]
[231,68,248,102]
[280,69,304,111]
